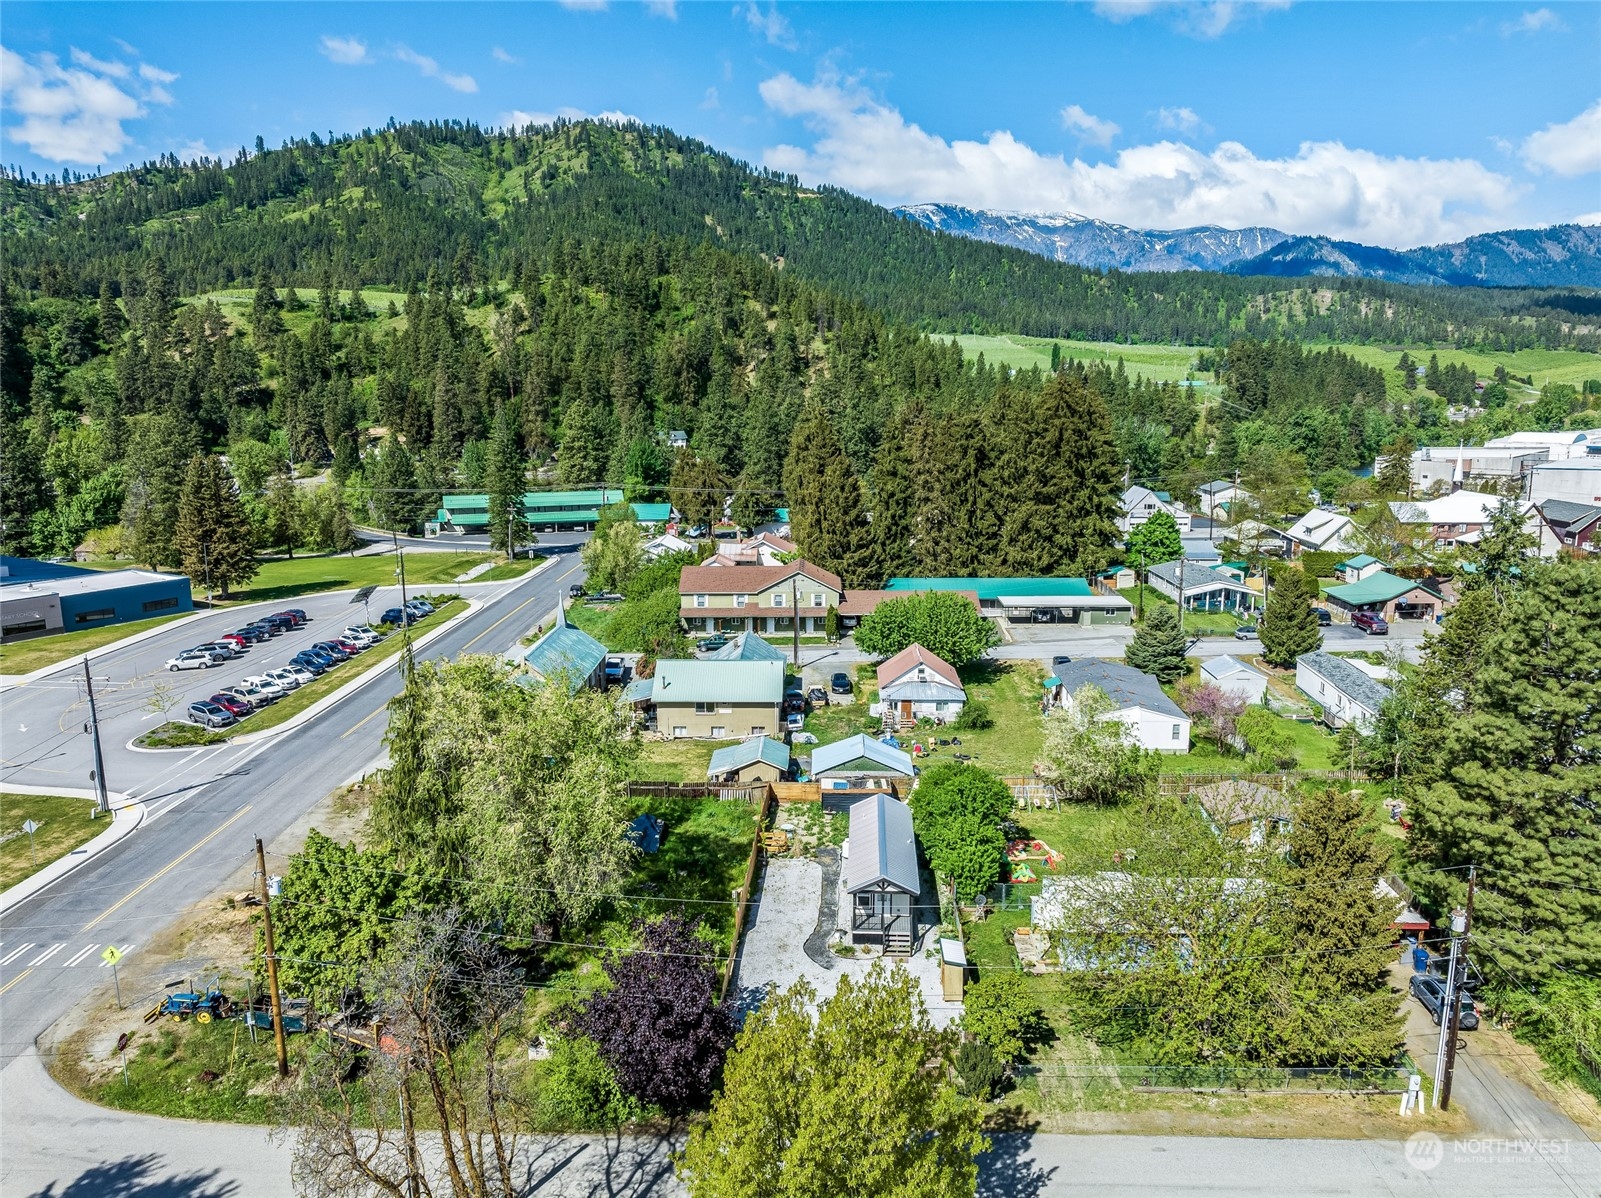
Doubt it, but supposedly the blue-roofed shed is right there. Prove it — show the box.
[522,614,608,691]
[707,736,791,783]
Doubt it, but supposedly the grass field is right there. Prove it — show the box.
[1118,587,1245,636]
[137,599,466,747]
[636,738,720,782]
[196,551,494,605]
[0,793,103,892]
[1336,343,1601,391]
[0,613,187,677]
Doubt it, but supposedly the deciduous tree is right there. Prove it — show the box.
[1127,509,1183,569]
[852,591,998,667]
[1038,685,1159,804]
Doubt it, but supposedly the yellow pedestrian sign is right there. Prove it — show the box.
[101,945,122,966]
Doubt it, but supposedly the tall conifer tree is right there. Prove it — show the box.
[174,454,258,597]
[783,402,874,586]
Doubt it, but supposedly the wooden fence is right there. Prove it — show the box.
[719,785,775,1003]
[625,781,764,803]
[1002,775,1060,810]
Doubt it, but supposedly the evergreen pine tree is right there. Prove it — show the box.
[1125,603,1188,683]
[989,383,1066,575]
[283,285,306,312]
[251,277,283,340]
[1057,373,1122,575]
[866,415,916,583]
[97,281,125,347]
[485,407,529,554]
[1411,563,1601,981]
[262,473,305,558]
[1375,433,1416,499]
[783,403,874,586]
[1259,567,1321,668]
[121,407,195,569]
[173,454,258,598]
[369,438,422,532]
[1281,788,1405,1066]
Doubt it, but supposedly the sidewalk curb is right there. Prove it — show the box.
[0,800,146,915]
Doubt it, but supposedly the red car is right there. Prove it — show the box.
[1351,611,1389,635]
[207,693,252,719]
[218,633,249,650]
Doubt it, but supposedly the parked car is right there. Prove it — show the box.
[568,583,586,598]
[194,640,242,659]
[806,686,827,705]
[830,671,853,695]
[1315,607,1333,627]
[311,641,351,661]
[604,657,625,682]
[379,607,417,627]
[291,651,332,673]
[272,611,306,627]
[281,608,308,623]
[1351,611,1390,636]
[232,626,268,644]
[1233,623,1260,640]
[187,701,235,729]
[341,626,379,646]
[243,621,281,638]
[221,683,274,709]
[786,711,805,732]
[207,694,252,719]
[1409,974,1478,1029]
[281,664,319,686]
[260,614,295,634]
[784,693,806,715]
[218,633,250,650]
[696,634,729,652]
[241,675,287,699]
[405,599,435,616]
[262,668,302,691]
[165,650,224,671]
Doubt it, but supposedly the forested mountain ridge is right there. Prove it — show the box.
[3,119,1595,350]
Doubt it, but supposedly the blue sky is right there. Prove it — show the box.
[3,1,1598,247]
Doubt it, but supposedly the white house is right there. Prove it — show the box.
[1387,490,1537,547]
[1145,560,1256,613]
[1199,655,1268,704]
[1119,485,1193,536]
[1280,509,1358,557]
[1045,659,1191,753]
[1527,460,1601,507]
[874,643,965,730]
[666,430,689,450]
[641,532,694,560]
[1296,651,1392,732]
[1196,480,1252,519]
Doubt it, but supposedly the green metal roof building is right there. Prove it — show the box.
[884,576,1130,625]
[519,619,609,692]
[437,491,671,530]
[886,577,1094,602]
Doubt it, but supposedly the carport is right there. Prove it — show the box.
[996,594,1134,626]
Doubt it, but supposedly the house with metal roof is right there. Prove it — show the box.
[1145,560,1256,613]
[1196,480,1252,519]
[884,577,1129,625]
[706,631,788,663]
[707,736,791,784]
[1296,651,1391,732]
[1118,485,1192,535]
[1199,655,1268,704]
[876,644,965,731]
[1534,499,1601,556]
[845,793,921,954]
[1334,554,1386,583]
[520,613,609,691]
[650,659,784,740]
[1321,571,1443,623]
[1280,509,1358,557]
[1044,660,1190,753]
[810,734,916,805]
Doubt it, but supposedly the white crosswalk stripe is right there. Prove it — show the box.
[99,943,135,967]
[0,943,35,967]
[63,944,100,968]
[27,944,65,967]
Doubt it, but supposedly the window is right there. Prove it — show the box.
[711,726,725,738]
[2,618,47,636]
[1171,724,1181,740]
[772,591,787,607]
[751,726,766,736]
[695,702,715,714]
[141,596,180,613]
[734,594,747,608]
[811,592,824,607]
[74,608,115,624]
[719,703,733,713]
[1319,682,1326,696]
[672,726,688,738]
[694,594,708,608]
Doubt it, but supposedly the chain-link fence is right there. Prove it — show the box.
[1014,1061,1417,1094]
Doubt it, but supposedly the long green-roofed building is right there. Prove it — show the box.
[884,576,1131,625]
[436,490,671,531]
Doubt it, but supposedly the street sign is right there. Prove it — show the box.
[116,1032,131,1053]
[21,819,38,835]
[101,945,123,965]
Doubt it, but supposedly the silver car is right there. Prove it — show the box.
[165,650,223,671]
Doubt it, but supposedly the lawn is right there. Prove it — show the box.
[636,738,721,782]
[0,613,188,676]
[203,552,493,605]
[940,335,1209,385]
[472,556,544,582]
[619,795,760,948]
[0,793,103,891]
[136,599,466,747]
[564,598,616,645]
[1118,587,1245,636]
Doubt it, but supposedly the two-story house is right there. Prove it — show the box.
[679,561,843,635]
[1119,486,1193,536]
[651,659,785,740]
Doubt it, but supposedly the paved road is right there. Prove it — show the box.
[996,618,1433,664]
[0,539,587,1074]
[4,1043,1595,1197]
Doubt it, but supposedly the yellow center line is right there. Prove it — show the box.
[80,804,254,933]
[461,564,581,652]
[0,968,33,998]
[340,704,388,740]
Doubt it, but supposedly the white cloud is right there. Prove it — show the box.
[394,45,478,93]
[500,106,639,130]
[319,35,370,65]
[557,0,609,9]
[1156,105,1203,135]
[742,2,797,49]
[1569,211,1601,227]
[1501,8,1563,35]
[700,86,720,110]
[758,70,1522,247]
[1060,103,1120,147]
[1093,0,1290,39]
[0,43,177,165]
[172,139,212,162]
[646,0,679,17]
[1520,100,1601,176]
[492,46,521,65]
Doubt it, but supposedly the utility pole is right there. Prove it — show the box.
[791,578,800,667]
[201,540,213,607]
[255,837,290,1078]
[1437,866,1476,1111]
[83,659,110,816]
[1135,550,1146,622]
[391,530,413,671]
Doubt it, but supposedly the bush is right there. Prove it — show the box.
[1298,551,1342,579]
[853,590,1000,667]
[537,1036,645,1131]
[1238,706,1296,769]
[954,1039,1005,1100]
[952,700,993,731]
[961,973,1049,1064]
[910,763,1012,901]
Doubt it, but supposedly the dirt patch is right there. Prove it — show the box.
[1472,1023,1601,1137]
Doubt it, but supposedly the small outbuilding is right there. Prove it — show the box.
[845,793,921,955]
[705,631,788,663]
[1333,554,1386,584]
[521,611,608,691]
[1195,781,1292,848]
[707,736,791,784]
[809,734,916,806]
[1199,654,1268,705]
